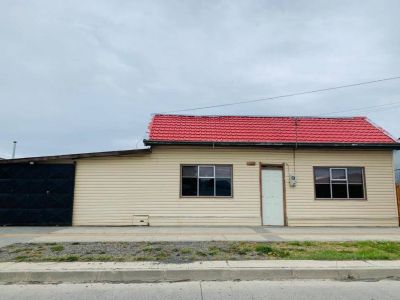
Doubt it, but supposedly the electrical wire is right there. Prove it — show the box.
[322,100,400,116]
[356,104,400,115]
[160,76,400,113]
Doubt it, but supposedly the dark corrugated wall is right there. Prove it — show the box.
[0,164,75,226]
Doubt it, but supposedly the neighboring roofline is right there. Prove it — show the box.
[144,139,400,149]
[0,148,151,164]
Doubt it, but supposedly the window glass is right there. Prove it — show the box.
[314,167,365,199]
[181,165,232,197]
[315,184,331,198]
[332,183,348,198]
[216,178,231,196]
[199,178,214,196]
[216,166,232,178]
[199,166,214,177]
[349,184,364,198]
[347,168,363,184]
[331,169,346,180]
[182,178,197,196]
[315,168,330,183]
[182,166,197,177]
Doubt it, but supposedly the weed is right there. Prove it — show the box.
[50,245,64,252]
[302,241,316,247]
[208,246,220,256]
[15,255,29,261]
[196,250,207,257]
[143,246,153,252]
[45,255,79,262]
[180,248,193,254]
[63,255,79,262]
[11,248,26,254]
[255,244,273,254]
[84,255,113,262]
[155,251,168,260]
[287,241,302,246]
[135,256,153,261]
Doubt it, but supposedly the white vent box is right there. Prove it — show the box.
[133,215,149,226]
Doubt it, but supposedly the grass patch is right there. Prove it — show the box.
[229,242,252,255]
[15,255,29,261]
[50,245,64,252]
[255,244,273,254]
[180,248,193,254]
[143,245,153,252]
[3,241,400,262]
[208,246,220,256]
[53,255,79,262]
[83,255,114,262]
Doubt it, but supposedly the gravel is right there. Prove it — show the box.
[0,241,276,263]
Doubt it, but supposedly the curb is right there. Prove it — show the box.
[1,261,400,284]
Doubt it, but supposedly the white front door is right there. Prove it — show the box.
[261,167,284,226]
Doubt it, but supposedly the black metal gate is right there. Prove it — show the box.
[0,164,75,226]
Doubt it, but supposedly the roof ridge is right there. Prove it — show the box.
[152,114,366,120]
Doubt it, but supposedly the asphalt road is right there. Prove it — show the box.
[1,280,399,300]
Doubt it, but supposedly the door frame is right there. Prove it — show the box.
[259,163,288,226]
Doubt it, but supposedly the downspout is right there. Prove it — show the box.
[286,118,298,187]
[293,118,298,177]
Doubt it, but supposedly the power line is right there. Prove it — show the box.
[322,100,400,116]
[356,104,400,115]
[160,75,400,113]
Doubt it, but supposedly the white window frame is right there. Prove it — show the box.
[315,167,365,200]
[181,165,233,197]
[198,165,215,196]
[330,168,348,198]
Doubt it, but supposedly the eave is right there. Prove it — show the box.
[144,139,400,149]
[0,148,151,164]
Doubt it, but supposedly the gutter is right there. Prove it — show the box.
[144,139,400,149]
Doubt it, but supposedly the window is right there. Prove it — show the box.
[314,167,365,199]
[181,165,232,197]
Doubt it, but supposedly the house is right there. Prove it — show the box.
[0,115,399,227]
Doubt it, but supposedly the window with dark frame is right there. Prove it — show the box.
[181,165,232,197]
[314,167,365,199]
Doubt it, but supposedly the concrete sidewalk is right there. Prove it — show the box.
[1,260,400,283]
[2,226,400,248]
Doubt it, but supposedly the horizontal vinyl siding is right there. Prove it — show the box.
[286,150,397,226]
[72,147,398,226]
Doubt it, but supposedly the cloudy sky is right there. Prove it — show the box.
[1,0,399,159]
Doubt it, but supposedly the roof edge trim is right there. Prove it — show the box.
[0,148,151,164]
[144,139,400,149]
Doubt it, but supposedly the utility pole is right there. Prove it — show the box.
[12,141,17,159]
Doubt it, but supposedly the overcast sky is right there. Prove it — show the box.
[1,0,399,159]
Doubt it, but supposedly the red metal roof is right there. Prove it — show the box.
[147,114,398,145]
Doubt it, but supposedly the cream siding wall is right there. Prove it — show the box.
[72,146,398,226]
